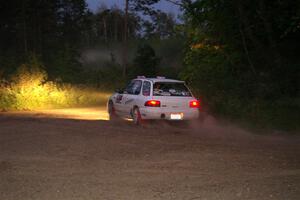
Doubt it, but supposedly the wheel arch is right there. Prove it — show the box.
[131,105,139,117]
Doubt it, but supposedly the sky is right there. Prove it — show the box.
[86,0,180,15]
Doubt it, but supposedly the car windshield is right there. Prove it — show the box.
[153,82,191,97]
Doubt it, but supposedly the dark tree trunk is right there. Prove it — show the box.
[122,0,129,77]
[22,0,28,55]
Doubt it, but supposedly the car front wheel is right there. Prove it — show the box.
[132,107,142,125]
[108,101,117,121]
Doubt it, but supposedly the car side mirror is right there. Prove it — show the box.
[115,89,124,94]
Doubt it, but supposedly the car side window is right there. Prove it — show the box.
[124,81,134,94]
[125,80,142,95]
[142,81,151,96]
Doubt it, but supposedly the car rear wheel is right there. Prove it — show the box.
[132,107,142,125]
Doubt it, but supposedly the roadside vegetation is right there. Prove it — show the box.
[0,0,299,131]
[0,56,109,110]
[179,0,299,131]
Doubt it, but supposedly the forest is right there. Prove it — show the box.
[0,0,299,131]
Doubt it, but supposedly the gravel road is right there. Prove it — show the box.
[0,107,299,200]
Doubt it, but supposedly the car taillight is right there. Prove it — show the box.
[189,100,200,108]
[145,100,161,107]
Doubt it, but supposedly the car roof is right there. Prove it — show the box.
[134,76,184,83]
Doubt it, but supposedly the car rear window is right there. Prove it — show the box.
[153,82,191,97]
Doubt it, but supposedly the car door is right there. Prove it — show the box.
[112,91,124,115]
[120,80,142,117]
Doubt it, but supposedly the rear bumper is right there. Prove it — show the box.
[139,107,199,120]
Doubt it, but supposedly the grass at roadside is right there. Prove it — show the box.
[0,83,111,111]
[0,64,111,111]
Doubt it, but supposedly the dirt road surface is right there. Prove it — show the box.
[0,107,299,200]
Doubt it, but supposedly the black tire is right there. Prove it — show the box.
[108,101,117,121]
[132,107,142,125]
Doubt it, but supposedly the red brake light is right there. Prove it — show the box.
[189,100,200,108]
[145,100,161,107]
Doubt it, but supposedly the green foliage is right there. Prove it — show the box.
[0,0,89,83]
[143,11,176,39]
[180,0,300,131]
[0,61,110,111]
[0,0,179,85]
[149,36,185,79]
[83,61,126,91]
[0,81,15,111]
[49,46,83,83]
[131,44,160,77]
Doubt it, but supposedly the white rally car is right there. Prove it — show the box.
[107,76,200,124]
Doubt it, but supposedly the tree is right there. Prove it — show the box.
[178,0,300,129]
[0,0,62,74]
[57,0,88,47]
[122,0,162,77]
[181,0,300,98]
[143,11,176,39]
[132,44,160,77]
